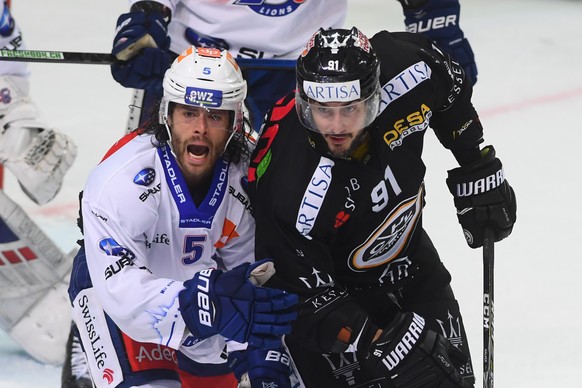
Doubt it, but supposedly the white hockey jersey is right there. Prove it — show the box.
[80,132,255,363]
[129,0,347,59]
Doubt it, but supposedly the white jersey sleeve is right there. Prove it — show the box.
[128,0,347,59]
[81,133,256,356]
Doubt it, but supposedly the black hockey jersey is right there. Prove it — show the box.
[247,30,483,352]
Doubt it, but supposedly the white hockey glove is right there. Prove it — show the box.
[0,75,77,205]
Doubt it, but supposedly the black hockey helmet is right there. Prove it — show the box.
[296,27,381,134]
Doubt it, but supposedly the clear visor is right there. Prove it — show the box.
[296,88,380,134]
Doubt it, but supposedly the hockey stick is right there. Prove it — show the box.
[482,227,495,388]
[0,49,114,64]
[0,49,298,69]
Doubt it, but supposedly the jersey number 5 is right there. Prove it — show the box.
[182,235,207,265]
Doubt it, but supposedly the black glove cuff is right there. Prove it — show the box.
[398,0,430,11]
[447,146,503,198]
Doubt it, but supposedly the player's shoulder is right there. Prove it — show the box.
[371,30,452,98]
[84,133,161,207]
[226,159,251,199]
[371,30,434,51]
[250,92,298,165]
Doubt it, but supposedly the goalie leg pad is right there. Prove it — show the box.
[0,189,75,364]
[8,272,72,364]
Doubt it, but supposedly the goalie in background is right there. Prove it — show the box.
[0,0,80,384]
[0,0,76,205]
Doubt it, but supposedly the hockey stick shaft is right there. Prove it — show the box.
[0,49,115,64]
[0,49,297,69]
[483,227,495,388]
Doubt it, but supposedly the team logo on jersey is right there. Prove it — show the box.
[233,0,306,17]
[185,86,223,108]
[383,104,432,150]
[133,168,156,186]
[349,186,423,270]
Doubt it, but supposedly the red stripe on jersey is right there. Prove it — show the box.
[270,94,296,122]
[2,250,21,264]
[100,129,144,163]
[178,370,237,388]
[18,247,37,261]
[249,123,278,183]
[249,95,295,182]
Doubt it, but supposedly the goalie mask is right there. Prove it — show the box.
[296,27,381,157]
[159,46,247,141]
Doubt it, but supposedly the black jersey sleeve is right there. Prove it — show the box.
[392,31,484,165]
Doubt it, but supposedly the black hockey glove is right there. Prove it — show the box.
[111,2,172,91]
[399,0,477,85]
[447,146,516,248]
[361,311,470,387]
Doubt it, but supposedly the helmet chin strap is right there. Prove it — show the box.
[221,129,237,157]
[162,115,178,158]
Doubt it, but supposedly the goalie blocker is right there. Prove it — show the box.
[0,189,73,364]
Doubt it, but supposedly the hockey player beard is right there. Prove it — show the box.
[323,128,369,159]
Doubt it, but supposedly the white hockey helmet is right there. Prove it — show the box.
[159,46,247,134]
